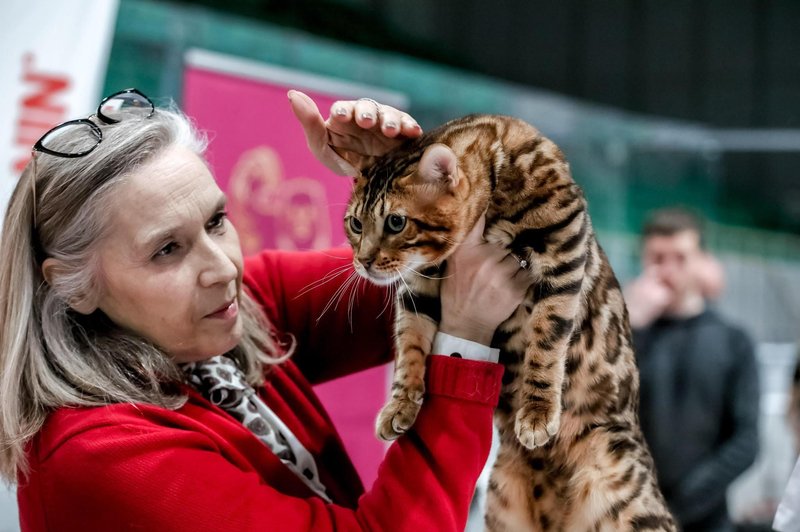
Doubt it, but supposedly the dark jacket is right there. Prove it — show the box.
[634,309,760,532]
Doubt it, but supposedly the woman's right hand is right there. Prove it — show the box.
[288,90,422,176]
[439,217,531,346]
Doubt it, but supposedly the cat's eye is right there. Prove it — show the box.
[349,216,363,234]
[385,214,407,234]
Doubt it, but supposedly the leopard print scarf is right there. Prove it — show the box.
[182,355,331,502]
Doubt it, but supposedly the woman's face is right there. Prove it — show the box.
[94,146,244,363]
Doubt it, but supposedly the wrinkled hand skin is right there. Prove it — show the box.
[287,90,422,176]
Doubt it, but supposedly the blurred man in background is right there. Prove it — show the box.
[625,207,760,532]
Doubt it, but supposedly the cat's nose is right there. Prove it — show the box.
[359,256,375,269]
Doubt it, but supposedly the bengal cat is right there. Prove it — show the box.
[339,114,675,531]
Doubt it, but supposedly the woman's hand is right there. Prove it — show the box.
[439,216,532,346]
[288,90,422,176]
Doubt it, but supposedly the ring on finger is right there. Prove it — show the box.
[357,97,382,118]
[510,253,529,270]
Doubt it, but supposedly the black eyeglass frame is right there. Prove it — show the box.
[32,88,154,158]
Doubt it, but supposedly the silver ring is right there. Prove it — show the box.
[510,253,529,270]
[357,97,382,116]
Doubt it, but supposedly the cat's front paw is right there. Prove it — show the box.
[514,404,561,449]
[375,388,424,441]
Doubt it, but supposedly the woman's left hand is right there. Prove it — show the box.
[439,216,532,345]
[288,90,422,176]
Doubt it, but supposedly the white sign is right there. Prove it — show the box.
[0,0,119,223]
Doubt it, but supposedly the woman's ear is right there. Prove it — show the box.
[41,258,98,315]
[40,258,60,287]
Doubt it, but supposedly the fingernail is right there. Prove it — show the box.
[335,106,348,116]
[384,121,398,130]
[402,118,420,130]
[360,112,375,121]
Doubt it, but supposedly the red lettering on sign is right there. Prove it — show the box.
[12,53,71,173]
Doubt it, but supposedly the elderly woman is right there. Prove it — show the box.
[0,89,527,531]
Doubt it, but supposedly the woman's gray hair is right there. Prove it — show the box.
[0,104,287,482]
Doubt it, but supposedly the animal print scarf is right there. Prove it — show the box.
[182,355,331,502]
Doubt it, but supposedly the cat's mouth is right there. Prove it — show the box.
[354,265,402,286]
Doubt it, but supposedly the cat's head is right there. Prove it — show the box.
[344,142,475,286]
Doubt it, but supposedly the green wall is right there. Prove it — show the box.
[105,0,800,261]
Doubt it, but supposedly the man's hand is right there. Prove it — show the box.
[624,268,672,329]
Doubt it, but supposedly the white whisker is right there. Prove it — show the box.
[376,279,396,319]
[402,260,456,281]
[397,269,419,319]
[310,249,353,260]
[317,271,359,322]
[400,264,448,281]
[295,263,353,299]
[347,275,363,333]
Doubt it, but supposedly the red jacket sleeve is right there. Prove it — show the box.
[243,248,395,384]
[21,356,503,532]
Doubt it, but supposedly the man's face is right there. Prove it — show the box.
[641,230,704,305]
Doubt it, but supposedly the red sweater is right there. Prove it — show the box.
[17,248,503,531]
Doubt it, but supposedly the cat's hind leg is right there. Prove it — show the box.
[560,426,676,531]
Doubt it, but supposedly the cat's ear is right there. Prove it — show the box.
[418,143,459,190]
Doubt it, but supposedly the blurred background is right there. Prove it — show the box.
[2,1,799,530]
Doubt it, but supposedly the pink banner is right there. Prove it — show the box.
[183,53,401,488]
[183,70,347,253]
